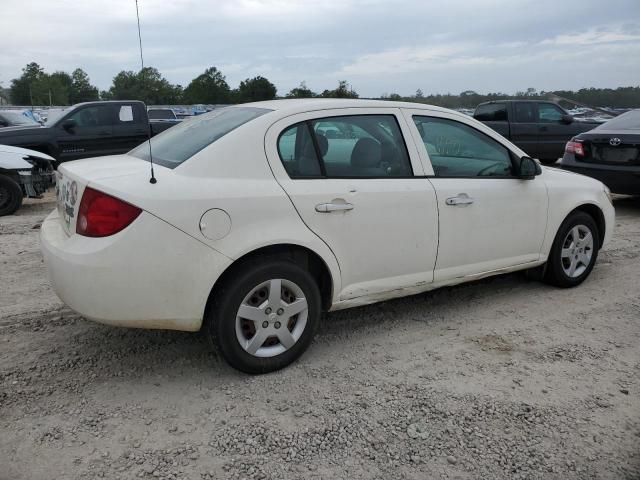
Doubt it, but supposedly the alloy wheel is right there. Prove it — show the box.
[235,278,308,358]
[560,225,594,278]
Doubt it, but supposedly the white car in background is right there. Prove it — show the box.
[40,99,614,373]
[0,145,55,216]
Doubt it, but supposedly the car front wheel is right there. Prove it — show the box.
[207,260,321,374]
[544,211,600,287]
[0,175,23,216]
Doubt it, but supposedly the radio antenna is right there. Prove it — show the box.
[135,0,157,184]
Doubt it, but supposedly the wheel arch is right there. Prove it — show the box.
[571,203,606,249]
[203,243,336,330]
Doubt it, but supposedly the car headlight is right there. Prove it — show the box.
[603,185,613,204]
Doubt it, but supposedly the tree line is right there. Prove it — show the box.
[6,62,640,108]
[7,62,358,106]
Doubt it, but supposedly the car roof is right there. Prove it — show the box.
[236,98,455,116]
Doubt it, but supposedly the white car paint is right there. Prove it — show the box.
[40,99,615,331]
[0,144,55,169]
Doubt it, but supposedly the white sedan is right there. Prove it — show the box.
[41,99,614,373]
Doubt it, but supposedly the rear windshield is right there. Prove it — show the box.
[129,107,271,168]
[594,109,640,131]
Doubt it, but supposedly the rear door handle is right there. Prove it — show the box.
[445,193,474,206]
[315,202,354,213]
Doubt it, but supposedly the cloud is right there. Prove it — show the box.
[0,0,639,97]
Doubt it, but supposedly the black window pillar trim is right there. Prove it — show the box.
[305,120,327,177]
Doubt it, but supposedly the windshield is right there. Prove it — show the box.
[0,111,38,126]
[148,109,176,120]
[594,109,640,131]
[45,108,69,124]
[129,106,271,168]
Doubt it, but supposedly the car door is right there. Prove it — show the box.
[403,109,548,281]
[510,102,540,159]
[265,108,439,301]
[110,103,149,153]
[536,102,573,161]
[56,104,116,161]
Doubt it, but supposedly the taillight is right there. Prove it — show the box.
[76,187,142,237]
[565,140,585,157]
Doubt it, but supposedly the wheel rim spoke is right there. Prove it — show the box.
[268,279,282,309]
[561,248,572,259]
[237,304,265,323]
[580,232,592,248]
[246,329,269,355]
[277,329,296,349]
[284,298,307,318]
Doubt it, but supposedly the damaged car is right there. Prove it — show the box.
[0,145,55,216]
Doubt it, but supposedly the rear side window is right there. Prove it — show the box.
[413,116,513,177]
[129,107,270,168]
[277,114,412,178]
[474,104,507,121]
[514,103,536,123]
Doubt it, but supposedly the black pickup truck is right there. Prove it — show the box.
[473,100,601,164]
[0,101,175,164]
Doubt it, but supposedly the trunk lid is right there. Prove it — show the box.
[55,155,155,236]
[577,132,640,166]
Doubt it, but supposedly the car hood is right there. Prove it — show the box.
[0,144,55,169]
[0,124,45,133]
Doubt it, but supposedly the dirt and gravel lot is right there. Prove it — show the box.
[1,191,639,480]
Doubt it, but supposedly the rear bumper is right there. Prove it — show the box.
[40,209,232,331]
[559,156,640,195]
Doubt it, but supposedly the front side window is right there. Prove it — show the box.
[538,103,565,123]
[277,114,412,178]
[515,103,536,123]
[129,106,270,168]
[413,116,513,177]
[474,103,507,121]
[67,105,113,128]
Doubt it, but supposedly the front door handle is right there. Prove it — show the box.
[315,202,354,213]
[445,193,474,206]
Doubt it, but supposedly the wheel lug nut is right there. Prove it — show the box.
[277,308,284,315]
[274,321,281,329]
[262,321,269,328]
[265,307,272,314]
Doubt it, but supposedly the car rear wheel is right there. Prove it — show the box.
[0,175,23,216]
[544,211,599,287]
[206,260,321,374]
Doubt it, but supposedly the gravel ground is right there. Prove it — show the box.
[1,191,639,480]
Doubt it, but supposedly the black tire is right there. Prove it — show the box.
[544,211,600,288]
[0,175,23,216]
[206,260,321,374]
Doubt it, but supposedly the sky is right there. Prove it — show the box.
[1,0,639,98]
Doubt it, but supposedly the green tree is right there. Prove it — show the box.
[69,69,99,103]
[286,81,316,98]
[183,67,230,104]
[320,80,358,99]
[10,62,46,104]
[106,67,182,104]
[234,76,277,103]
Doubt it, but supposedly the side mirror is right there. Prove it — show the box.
[62,118,76,133]
[518,156,542,179]
[561,114,574,124]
